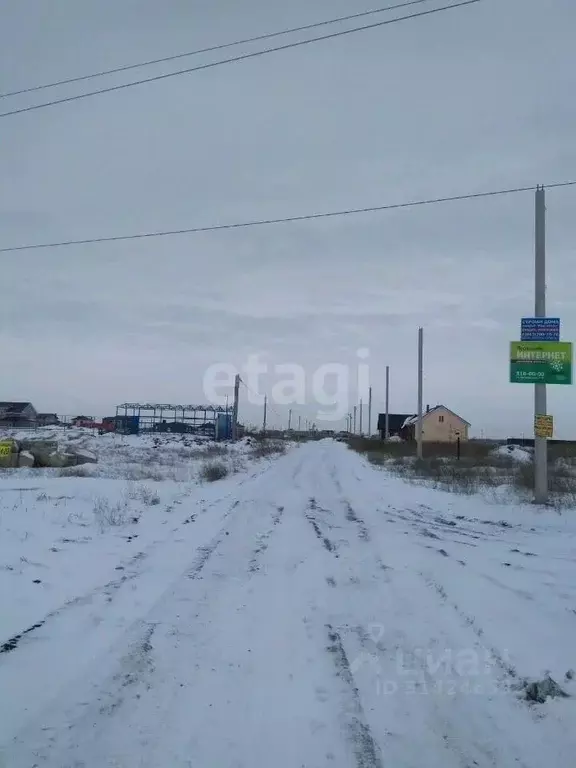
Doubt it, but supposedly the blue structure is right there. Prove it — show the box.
[215,413,232,441]
[114,415,139,434]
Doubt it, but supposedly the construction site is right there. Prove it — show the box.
[109,403,233,439]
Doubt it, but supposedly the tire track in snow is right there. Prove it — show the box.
[343,501,370,542]
[0,486,289,759]
[325,624,384,768]
[0,621,45,655]
[0,487,232,657]
[0,549,151,656]
[97,622,156,717]
[419,571,518,681]
[0,478,262,659]
[319,447,372,545]
[0,494,241,660]
[306,498,338,555]
[249,505,285,574]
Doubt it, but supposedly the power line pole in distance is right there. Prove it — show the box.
[232,374,240,441]
[368,386,372,437]
[416,328,423,459]
[534,186,548,503]
[385,365,390,440]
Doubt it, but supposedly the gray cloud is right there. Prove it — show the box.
[1,0,576,435]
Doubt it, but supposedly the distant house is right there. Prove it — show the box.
[71,415,95,427]
[37,413,60,426]
[377,413,415,440]
[0,402,38,428]
[401,405,470,443]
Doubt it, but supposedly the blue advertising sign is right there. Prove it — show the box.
[521,317,560,342]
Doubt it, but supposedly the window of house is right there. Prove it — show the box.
[439,414,444,423]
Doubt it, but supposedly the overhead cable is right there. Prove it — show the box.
[1,179,574,254]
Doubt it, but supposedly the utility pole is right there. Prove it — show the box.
[359,399,363,436]
[231,374,240,441]
[534,186,548,503]
[416,328,423,459]
[353,405,357,435]
[385,365,390,440]
[368,386,372,437]
[288,409,292,431]
[298,415,301,432]
[262,395,267,435]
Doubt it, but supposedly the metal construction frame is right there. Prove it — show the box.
[114,402,230,434]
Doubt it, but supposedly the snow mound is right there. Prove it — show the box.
[493,444,532,463]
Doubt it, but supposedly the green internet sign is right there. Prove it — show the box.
[510,341,573,385]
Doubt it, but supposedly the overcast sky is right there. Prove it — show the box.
[1,0,575,436]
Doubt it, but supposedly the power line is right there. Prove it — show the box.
[0,0,441,100]
[0,0,483,119]
[1,180,574,255]
[239,378,285,425]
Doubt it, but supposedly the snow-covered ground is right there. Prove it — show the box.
[1,438,575,766]
[0,430,276,648]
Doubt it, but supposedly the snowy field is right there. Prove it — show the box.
[360,437,576,508]
[1,437,576,766]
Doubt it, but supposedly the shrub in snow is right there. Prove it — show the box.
[230,457,246,474]
[93,496,128,529]
[200,461,228,483]
[125,482,160,506]
[202,443,228,457]
[124,466,166,482]
[249,439,287,459]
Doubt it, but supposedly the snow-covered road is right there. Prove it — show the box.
[1,440,576,767]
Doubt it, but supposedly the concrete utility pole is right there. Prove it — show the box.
[353,405,357,435]
[534,186,548,503]
[298,415,301,432]
[262,395,267,435]
[368,386,372,437]
[359,399,363,436]
[385,365,390,440]
[416,328,424,459]
[288,409,292,430]
[232,374,240,441]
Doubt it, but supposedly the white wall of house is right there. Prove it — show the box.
[421,407,469,442]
